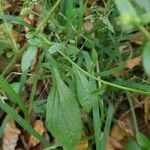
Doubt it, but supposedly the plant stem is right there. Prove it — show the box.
[58,51,150,95]
[126,92,138,133]
[28,53,44,117]
[36,0,63,32]
[2,44,27,77]
[91,62,101,150]
[28,76,38,115]
[4,21,18,51]
[92,102,101,149]
[96,61,104,121]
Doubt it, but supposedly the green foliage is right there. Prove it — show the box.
[74,67,97,112]
[143,42,150,76]
[21,46,37,72]
[48,43,64,54]
[0,99,50,147]
[46,67,82,149]
[0,14,35,31]
[0,75,27,118]
[136,132,150,149]
[33,99,46,114]
[134,0,150,12]
[125,140,142,150]
[115,0,137,16]
[0,0,150,149]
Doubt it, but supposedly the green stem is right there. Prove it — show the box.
[4,21,18,51]
[126,92,138,133]
[28,77,38,116]
[2,44,27,76]
[36,0,63,32]
[91,62,101,150]
[96,61,104,122]
[28,54,44,117]
[93,102,101,149]
[58,51,150,95]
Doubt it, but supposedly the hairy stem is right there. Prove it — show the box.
[36,0,63,32]
[2,44,27,76]
[58,51,150,95]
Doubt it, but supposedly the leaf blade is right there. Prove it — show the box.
[143,41,150,76]
[0,99,50,147]
[46,68,82,149]
[0,76,27,118]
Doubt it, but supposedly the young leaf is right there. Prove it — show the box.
[46,68,82,149]
[74,67,97,112]
[143,41,150,76]
[136,132,150,149]
[48,43,64,54]
[21,46,37,72]
[0,14,35,31]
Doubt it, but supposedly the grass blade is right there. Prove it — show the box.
[0,14,35,31]
[0,99,50,147]
[102,101,113,149]
[0,75,27,119]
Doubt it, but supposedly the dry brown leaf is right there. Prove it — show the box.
[77,141,88,150]
[12,30,24,43]
[77,131,88,150]
[106,105,150,150]
[23,16,32,33]
[144,97,150,124]
[2,119,21,150]
[125,56,143,69]
[84,21,93,31]
[106,109,135,150]
[28,120,45,148]
[88,0,95,5]
[106,120,134,150]
[130,32,144,45]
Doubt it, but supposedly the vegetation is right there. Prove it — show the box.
[0,0,150,149]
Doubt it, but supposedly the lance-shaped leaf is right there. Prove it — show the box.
[74,67,97,112]
[143,41,150,76]
[46,68,82,149]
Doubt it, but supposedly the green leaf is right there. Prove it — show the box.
[125,140,142,150]
[140,13,150,25]
[11,82,21,93]
[74,67,97,112]
[102,102,113,148]
[48,43,64,54]
[115,0,137,16]
[33,100,46,113]
[143,41,150,76]
[46,68,82,149]
[0,75,27,118]
[115,0,140,28]
[66,44,80,58]
[136,132,150,148]
[0,40,13,52]
[0,14,35,31]
[114,80,150,93]
[21,46,37,72]
[0,99,50,147]
[134,0,150,12]
[20,7,32,16]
